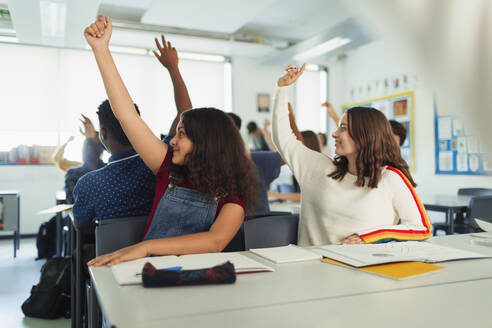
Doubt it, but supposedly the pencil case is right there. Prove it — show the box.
[141,261,236,287]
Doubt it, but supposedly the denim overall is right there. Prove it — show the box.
[144,184,219,241]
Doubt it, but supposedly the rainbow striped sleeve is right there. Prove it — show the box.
[359,167,433,244]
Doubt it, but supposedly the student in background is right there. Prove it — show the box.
[52,136,82,172]
[317,132,328,154]
[72,100,155,225]
[246,121,271,151]
[273,64,432,246]
[389,120,407,146]
[64,115,105,203]
[228,113,282,214]
[268,105,322,203]
[84,16,258,266]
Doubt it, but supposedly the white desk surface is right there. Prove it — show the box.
[90,234,492,328]
[141,277,492,328]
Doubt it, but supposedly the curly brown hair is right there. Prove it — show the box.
[329,107,416,188]
[168,108,259,211]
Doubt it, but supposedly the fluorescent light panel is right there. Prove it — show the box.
[109,45,148,55]
[178,52,225,63]
[40,0,67,37]
[305,64,319,71]
[87,45,225,63]
[0,36,18,43]
[294,37,351,61]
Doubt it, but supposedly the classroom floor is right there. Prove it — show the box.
[0,238,70,328]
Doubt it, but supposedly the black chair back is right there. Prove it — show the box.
[243,213,299,250]
[458,188,492,196]
[469,195,492,231]
[95,216,148,256]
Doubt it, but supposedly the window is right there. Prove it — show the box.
[0,43,230,162]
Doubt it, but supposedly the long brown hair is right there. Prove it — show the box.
[169,108,259,210]
[301,130,321,152]
[329,107,416,188]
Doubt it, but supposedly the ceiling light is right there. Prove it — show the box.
[109,46,148,55]
[178,52,225,63]
[294,37,351,61]
[0,36,18,43]
[40,0,67,37]
[305,64,319,72]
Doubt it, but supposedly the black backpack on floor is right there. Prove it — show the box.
[36,215,57,260]
[22,257,71,319]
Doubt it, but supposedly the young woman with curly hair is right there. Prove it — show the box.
[272,64,432,246]
[84,16,258,266]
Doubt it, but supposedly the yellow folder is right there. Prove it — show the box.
[322,258,444,279]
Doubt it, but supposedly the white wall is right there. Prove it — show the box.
[327,39,492,196]
[231,56,284,141]
[0,165,64,235]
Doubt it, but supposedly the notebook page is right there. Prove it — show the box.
[180,252,275,273]
[111,255,180,285]
[249,244,322,264]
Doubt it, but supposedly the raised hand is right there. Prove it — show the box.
[322,101,340,124]
[153,34,178,70]
[79,114,98,139]
[84,15,112,50]
[277,63,306,87]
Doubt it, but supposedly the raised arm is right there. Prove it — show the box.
[288,102,303,142]
[153,35,192,135]
[322,101,340,125]
[262,119,277,151]
[84,16,167,174]
[52,136,81,171]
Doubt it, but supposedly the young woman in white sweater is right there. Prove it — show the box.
[272,64,432,245]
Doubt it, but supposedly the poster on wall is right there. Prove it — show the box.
[257,93,270,113]
[342,92,415,172]
[434,101,491,175]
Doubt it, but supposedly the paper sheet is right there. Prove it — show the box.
[316,241,490,267]
[38,204,73,214]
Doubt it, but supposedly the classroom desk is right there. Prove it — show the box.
[421,194,471,234]
[89,234,492,328]
[269,201,300,214]
[0,190,21,258]
[55,190,66,257]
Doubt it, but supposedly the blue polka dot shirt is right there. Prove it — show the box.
[72,149,155,226]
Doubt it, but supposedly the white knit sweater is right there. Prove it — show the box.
[272,86,432,246]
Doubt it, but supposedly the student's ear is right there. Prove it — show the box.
[99,127,107,142]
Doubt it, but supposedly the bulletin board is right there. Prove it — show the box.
[342,92,415,172]
[434,101,491,175]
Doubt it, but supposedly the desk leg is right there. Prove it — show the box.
[13,231,17,258]
[56,212,62,257]
[447,208,455,235]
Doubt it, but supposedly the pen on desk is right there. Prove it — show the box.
[136,266,182,276]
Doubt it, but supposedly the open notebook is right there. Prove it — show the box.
[111,252,274,285]
[250,244,322,264]
[314,241,491,268]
